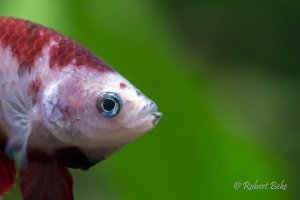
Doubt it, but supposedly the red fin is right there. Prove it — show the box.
[0,150,16,197]
[20,151,73,200]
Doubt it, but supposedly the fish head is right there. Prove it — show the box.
[77,70,162,147]
[41,67,162,157]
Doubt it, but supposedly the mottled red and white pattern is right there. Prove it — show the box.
[0,17,161,200]
[0,17,112,72]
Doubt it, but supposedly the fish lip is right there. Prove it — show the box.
[144,100,162,126]
[151,112,162,126]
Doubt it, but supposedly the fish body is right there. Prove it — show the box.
[0,17,161,200]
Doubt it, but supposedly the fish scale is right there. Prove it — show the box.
[0,17,112,71]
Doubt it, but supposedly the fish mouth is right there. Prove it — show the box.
[148,101,162,126]
[152,112,162,126]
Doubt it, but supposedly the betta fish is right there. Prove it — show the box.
[0,17,162,200]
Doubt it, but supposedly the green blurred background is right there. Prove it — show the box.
[1,0,299,199]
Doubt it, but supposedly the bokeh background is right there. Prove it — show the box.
[1,0,299,199]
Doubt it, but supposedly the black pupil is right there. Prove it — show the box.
[103,98,115,111]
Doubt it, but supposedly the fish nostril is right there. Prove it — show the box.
[150,101,154,107]
[142,101,153,110]
[136,90,142,96]
[148,101,158,113]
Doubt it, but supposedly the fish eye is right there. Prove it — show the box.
[96,92,122,117]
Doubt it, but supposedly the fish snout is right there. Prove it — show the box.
[147,101,162,126]
[152,112,162,126]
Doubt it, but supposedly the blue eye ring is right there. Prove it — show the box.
[96,92,122,117]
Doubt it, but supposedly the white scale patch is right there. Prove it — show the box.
[0,42,58,164]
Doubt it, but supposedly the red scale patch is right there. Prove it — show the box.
[0,17,113,73]
[120,82,127,89]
